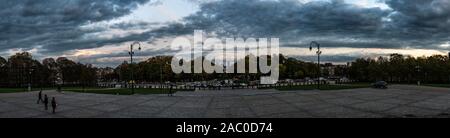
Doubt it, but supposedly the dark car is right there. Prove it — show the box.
[372,81,388,89]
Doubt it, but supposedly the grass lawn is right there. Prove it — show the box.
[0,88,29,93]
[423,84,450,88]
[276,83,371,91]
[63,87,194,95]
[0,87,56,93]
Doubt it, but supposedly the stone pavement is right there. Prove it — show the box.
[0,85,449,118]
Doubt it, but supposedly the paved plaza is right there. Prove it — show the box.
[0,85,449,118]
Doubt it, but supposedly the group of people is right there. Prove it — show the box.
[37,90,58,114]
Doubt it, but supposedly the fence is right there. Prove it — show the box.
[96,79,356,91]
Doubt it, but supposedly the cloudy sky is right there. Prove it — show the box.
[1,0,450,67]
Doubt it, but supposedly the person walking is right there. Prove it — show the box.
[36,90,43,104]
[169,84,174,97]
[43,95,48,110]
[51,97,57,114]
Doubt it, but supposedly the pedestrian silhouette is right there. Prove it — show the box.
[37,90,42,104]
[169,85,174,97]
[51,97,57,114]
[43,95,48,110]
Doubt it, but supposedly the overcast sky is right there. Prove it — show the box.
[1,0,449,67]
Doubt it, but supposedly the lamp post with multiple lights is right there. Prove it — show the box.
[309,41,322,89]
[129,42,141,94]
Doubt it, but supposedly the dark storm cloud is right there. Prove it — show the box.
[293,55,362,63]
[0,0,155,53]
[140,0,450,50]
[385,0,450,31]
[134,0,395,49]
[145,0,388,38]
[74,48,176,67]
[2,0,450,66]
[283,40,399,49]
[126,0,450,63]
[378,0,450,49]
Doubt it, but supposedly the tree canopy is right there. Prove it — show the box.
[0,52,449,88]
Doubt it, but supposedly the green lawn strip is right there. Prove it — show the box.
[63,87,194,95]
[0,88,29,93]
[423,84,450,88]
[0,87,56,93]
[276,84,371,91]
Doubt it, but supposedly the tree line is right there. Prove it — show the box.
[1,52,449,88]
[0,52,97,87]
[349,53,450,83]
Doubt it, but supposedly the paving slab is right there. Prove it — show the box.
[349,101,399,112]
[0,85,449,118]
[250,103,300,116]
[383,106,442,117]
[308,106,382,118]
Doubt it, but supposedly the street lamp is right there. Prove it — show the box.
[28,68,32,92]
[309,41,322,89]
[415,65,421,86]
[28,65,36,92]
[129,42,142,94]
[160,61,169,89]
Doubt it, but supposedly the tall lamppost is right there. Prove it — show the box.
[309,41,322,89]
[28,67,34,92]
[160,62,169,89]
[129,42,141,94]
[415,65,421,86]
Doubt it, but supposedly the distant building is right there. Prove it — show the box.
[97,67,115,82]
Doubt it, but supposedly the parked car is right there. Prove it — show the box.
[240,83,248,87]
[372,81,388,89]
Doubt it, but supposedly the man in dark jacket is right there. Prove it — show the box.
[51,97,57,114]
[43,95,48,110]
[37,90,42,104]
